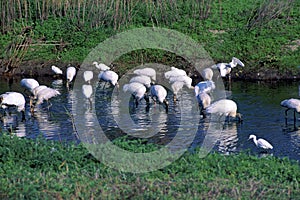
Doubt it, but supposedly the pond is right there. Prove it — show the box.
[0,75,300,162]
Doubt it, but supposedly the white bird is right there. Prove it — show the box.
[212,57,244,78]
[98,70,119,87]
[206,99,242,121]
[82,84,93,99]
[201,68,214,81]
[150,84,169,112]
[129,75,152,88]
[280,98,300,123]
[248,134,273,150]
[30,86,60,112]
[83,71,93,84]
[93,61,110,71]
[51,65,63,75]
[133,68,156,81]
[194,81,216,96]
[66,66,77,83]
[196,92,211,118]
[165,67,187,79]
[20,78,39,94]
[0,92,26,120]
[169,76,193,102]
[123,82,149,107]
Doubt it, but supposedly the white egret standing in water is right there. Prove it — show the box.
[206,99,242,122]
[98,70,119,87]
[133,68,156,81]
[211,57,244,81]
[280,98,300,125]
[123,82,149,108]
[83,71,93,84]
[66,66,77,88]
[51,65,63,75]
[248,134,273,150]
[93,61,110,71]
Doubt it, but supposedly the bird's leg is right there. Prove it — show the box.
[294,109,296,126]
[21,110,26,121]
[285,108,290,119]
[173,94,177,104]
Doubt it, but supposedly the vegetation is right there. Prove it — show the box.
[0,0,299,77]
[0,133,299,199]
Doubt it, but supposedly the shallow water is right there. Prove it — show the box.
[0,75,300,161]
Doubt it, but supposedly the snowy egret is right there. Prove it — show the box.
[20,78,39,94]
[248,134,273,150]
[123,82,149,107]
[51,65,63,75]
[211,57,244,80]
[201,68,213,81]
[196,92,211,118]
[83,71,93,84]
[0,92,26,120]
[133,68,156,81]
[150,84,169,112]
[93,61,110,71]
[206,99,242,121]
[98,70,119,87]
[280,98,300,124]
[194,81,216,96]
[66,66,77,83]
[82,84,93,109]
[129,75,152,88]
[164,67,187,79]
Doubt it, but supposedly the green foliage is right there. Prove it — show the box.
[0,133,300,199]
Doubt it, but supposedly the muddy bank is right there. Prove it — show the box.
[1,59,300,81]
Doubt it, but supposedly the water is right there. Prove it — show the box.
[0,75,300,162]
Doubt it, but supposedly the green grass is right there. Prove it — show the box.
[0,133,299,199]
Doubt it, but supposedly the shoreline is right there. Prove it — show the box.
[1,59,300,81]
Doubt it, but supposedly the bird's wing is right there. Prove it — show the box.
[232,57,245,67]
[257,139,273,149]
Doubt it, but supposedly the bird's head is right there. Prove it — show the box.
[248,134,256,140]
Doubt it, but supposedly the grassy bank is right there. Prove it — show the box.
[0,0,299,78]
[0,133,299,199]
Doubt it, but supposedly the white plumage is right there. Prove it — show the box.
[93,61,110,71]
[206,99,242,121]
[0,92,26,113]
[82,84,93,99]
[129,75,152,88]
[83,71,93,83]
[133,68,156,81]
[196,92,211,117]
[20,78,40,94]
[194,81,216,96]
[66,66,76,83]
[150,84,169,111]
[35,87,61,105]
[164,67,187,79]
[123,82,148,107]
[98,70,119,86]
[248,134,273,150]
[201,68,214,81]
[281,98,300,122]
[51,65,63,75]
[212,57,244,77]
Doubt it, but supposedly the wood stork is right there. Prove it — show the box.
[211,57,244,81]
[0,92,26,120]
[248,134,273,150]
[20,78,39,94]
[30,86,60,112]
[133,68,156,81]
[66,66,77,84]
[206,99,242,122]
[98,70,119,87]
[196,92,211,118]
[83,71,93,84]
[129,75,152,89]
[201,68,214,81]
[51,65,63,75]
[123,82,149,107]
[150,84,169,112]
[194,81,216,96]
[168,75,193,102]
[164,67,187,79]
[280,98,300,125]
[93,61,110,71]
